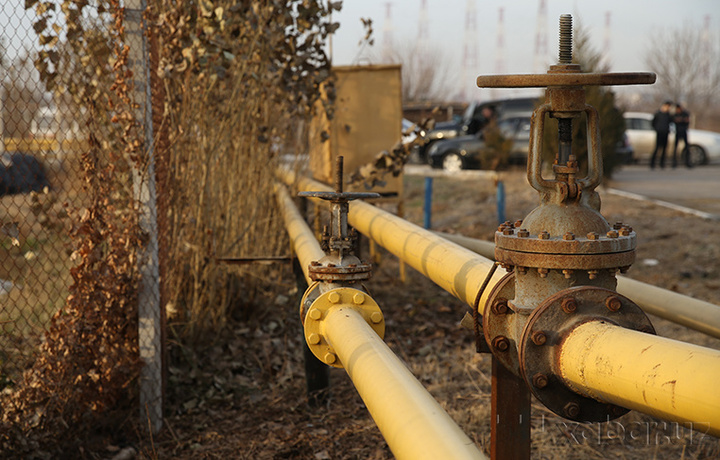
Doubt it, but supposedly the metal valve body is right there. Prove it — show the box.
[477,14,657,422]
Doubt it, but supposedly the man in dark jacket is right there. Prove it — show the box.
[673,102,691,168]
[650,101,673,169]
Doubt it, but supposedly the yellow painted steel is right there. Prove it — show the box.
[559,321,720,437]
[438,230,720,340]
[616,277,720,339]
[278,169,504,309]
[275,184,325,284]
[322,303,486,460]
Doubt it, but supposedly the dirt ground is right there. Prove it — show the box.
[140,167,720,459]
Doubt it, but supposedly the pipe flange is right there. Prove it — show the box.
[495,229,636,271]
[482,273,521,376]
[308,262,373,282]
[299,281,321,321]
[303,287,385,368]
[518,286,655,422]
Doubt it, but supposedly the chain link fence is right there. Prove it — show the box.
[0,2,163,434]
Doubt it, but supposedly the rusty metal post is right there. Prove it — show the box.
[491,356,530,460]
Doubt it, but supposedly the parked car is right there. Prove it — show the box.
[418,97,537,161]
[428,112,635,172]
[624,112,720,166]
[427,112,532,171]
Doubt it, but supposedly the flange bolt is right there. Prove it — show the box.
[561,298,578,314]
[564,402,580,418]
[532,330,547,346]
[492,336,510,352]
[533,373,549,389]
[605,296,622,312]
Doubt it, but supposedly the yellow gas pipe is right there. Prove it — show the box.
[276,182,487,459]
[318,293,486,459]
[275,183,325,284]
[559,321,720,437]
[278,168,504,308]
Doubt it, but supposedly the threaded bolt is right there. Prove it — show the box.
[335,156,344,193]
[613,221,624,230]
[324,352,337,364]
[619,227,631,237]
[370,311,383,324]
[538,231,550,240]
[563,232,575,241]
[538,268,549,278]
[587,232,599,240]
[353,292,365,305]
[607,230,619,238]
[532,330,547,346]
[606,296,622,312]
[308,308,322,320]
[514,220,523,228]
[307,333,320,345]
[588,270,599,280]
[492,336,510,352]
[533,373,549,389]
[562,269,573,279]
[561,298,577,313]
[328,291,341,304]
[559,14,573,64]
[564,402,580,418]
[503,227,514,235]
[518,229,530,238]
[491,299,509,315]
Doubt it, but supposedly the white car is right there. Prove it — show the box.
[624,112,720,166]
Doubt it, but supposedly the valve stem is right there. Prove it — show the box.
[557,14,574,165]
[559,14,573,64]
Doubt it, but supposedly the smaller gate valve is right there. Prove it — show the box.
[299,156,379,283]
[298,158,385,368]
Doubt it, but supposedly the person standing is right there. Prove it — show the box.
[673,102,691,168]
[650,101,673,169]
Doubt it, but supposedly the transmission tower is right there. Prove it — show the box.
[699,14,711,81]
[603,11,612,68]
[460,0,478,101]
[493,7,506,99]
[382,2,394,63]
[533,0,548,73]
[417,0,429,54]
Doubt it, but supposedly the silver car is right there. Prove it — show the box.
[624,112,720,166]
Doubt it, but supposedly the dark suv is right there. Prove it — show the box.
[417,97,537,161]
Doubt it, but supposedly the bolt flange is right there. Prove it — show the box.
[518,286,655,422]
[303,287,385,368]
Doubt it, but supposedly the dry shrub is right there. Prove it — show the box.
[152,0,338,339]
[1,1,146,455]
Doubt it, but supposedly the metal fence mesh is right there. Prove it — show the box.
[0,3,162,431]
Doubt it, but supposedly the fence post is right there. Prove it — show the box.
[423,176,433,229]
[126,0,163,433]
[496,178,506,225]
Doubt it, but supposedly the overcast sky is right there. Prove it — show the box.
[330,0,719,101]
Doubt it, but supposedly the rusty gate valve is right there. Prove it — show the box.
[299,156,379,283]
[476,14,658,423]
[476,14,655,288]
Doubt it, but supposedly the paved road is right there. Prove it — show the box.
[606,164,720,217]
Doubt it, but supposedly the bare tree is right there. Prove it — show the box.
[385,41,455,103]
[644,23,720,122]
